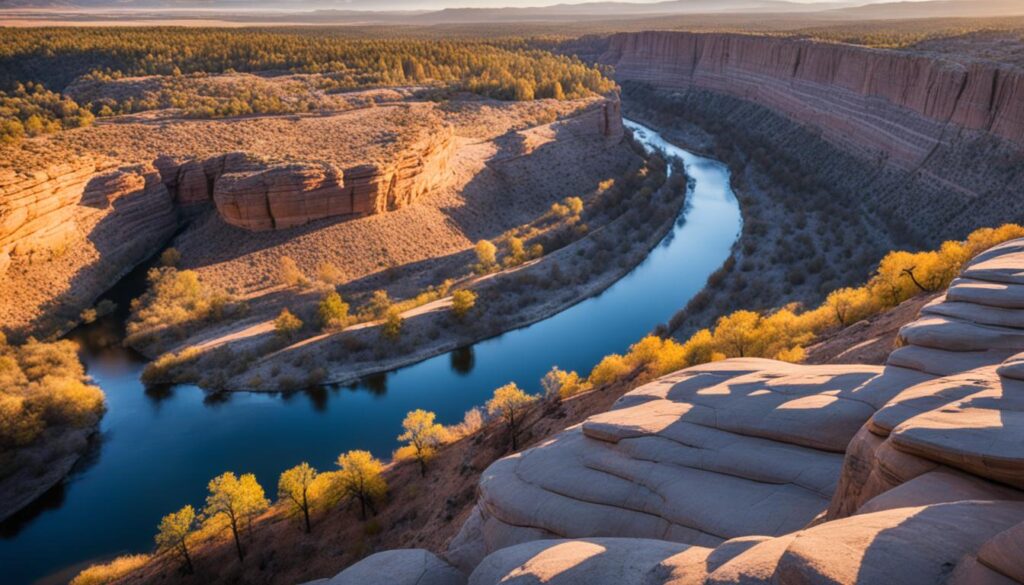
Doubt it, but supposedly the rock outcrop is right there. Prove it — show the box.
[0,158,179,333]
[323,238,1024,585]
[155,124,456,231]
[600,32,1024,167]
[607,34,1024,246]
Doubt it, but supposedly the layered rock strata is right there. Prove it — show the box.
[600,32,1024,167]
[324,237,1024,584]
[155,124,456,231]
[0,117,457,332]
[0,158,179,331]
[607,35,1024,245]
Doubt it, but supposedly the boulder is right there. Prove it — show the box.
[311,549,465,585]
[469,538,710,585]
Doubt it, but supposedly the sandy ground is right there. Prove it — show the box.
[137,100,644,390]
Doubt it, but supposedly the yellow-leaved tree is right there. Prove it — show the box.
[335,450,387,520]
[395,409,447,477]
[203,472,269,562]
[278,462,322,533]
[155,505,196,574]
[486,383,537,450]
[451,289,477,320]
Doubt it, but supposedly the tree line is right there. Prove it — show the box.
[0,28,617,144]
[71,378,540,583]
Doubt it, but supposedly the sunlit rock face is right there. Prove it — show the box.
[436,238,1024,584]
[321,239,1024,585]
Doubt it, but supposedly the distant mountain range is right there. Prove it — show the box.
[2,0,1024,22]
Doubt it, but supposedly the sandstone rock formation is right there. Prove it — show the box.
[604,33,1024,245]
[0,158,180,332]
[301,549,465,585]
[211,125,454,230]
[600,32,1024,167]
[322,238,1024,584]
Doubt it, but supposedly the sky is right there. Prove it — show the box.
[242,0,921,11]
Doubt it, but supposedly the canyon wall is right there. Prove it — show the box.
[157,124,456,231]
[0,158,181,333]
[606,33,1024,246]
[601,31,1024,168]
[0,123,456,333]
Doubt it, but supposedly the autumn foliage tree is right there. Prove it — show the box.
[203,472,269,562]
[382,307,403,340]
[155,505,196,573]
[318,291,351,331]
[395,409,447,476]
[278,462,320,533]
[541,367,589,401]
[275,309,303,340]
[335,450,387,520]
[575,224,1024,392]
[486,383,537,450]
[474,240,498,274]
[451,289,477,320]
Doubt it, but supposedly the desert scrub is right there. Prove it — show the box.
[0,335,105,476]
[70,554,151,585]
[126,267,243,350]
[573,223,1024,392]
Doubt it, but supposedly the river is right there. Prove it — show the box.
[0,119,742,585]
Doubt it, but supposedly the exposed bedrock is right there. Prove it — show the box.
[169,124,456,231]
[605,33,1024,245]
[601,31,1024,165]
[0,158,179,332]
[325,239,1024,584]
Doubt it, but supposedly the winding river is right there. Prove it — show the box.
[1,120,742,585]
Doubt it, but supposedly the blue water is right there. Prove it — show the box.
[0,119,741,585]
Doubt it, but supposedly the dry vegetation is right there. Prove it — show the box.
[140,134,680,390]
[79,224,1023,585]
[0,334,105,520]
[0,27,616,144]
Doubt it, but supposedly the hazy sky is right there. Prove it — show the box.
[286,0,916,11]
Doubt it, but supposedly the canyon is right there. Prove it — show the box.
[318,229,1024,585]
[302,33,1024,585]
[601,32,1024,247]
[0,97,621,339]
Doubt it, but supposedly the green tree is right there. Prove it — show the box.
[486,383,537,450]
[451,289,477,320]
[335,450,387,520]
[278,462,319,533]
[203,472,269,562]
[396,409,446,477]
[275,309,303,340]
[318,291,350,331]
[155,505,196,574]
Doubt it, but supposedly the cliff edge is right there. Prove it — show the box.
[322,238,1024,585]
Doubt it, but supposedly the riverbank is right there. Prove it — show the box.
[1,119,742,585]
[620,83,899,339]
[222,145,686,391]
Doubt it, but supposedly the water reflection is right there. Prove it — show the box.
[450,346,476,375]
[1,119,742,585]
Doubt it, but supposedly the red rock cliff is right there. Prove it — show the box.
[601,31,1024,167]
